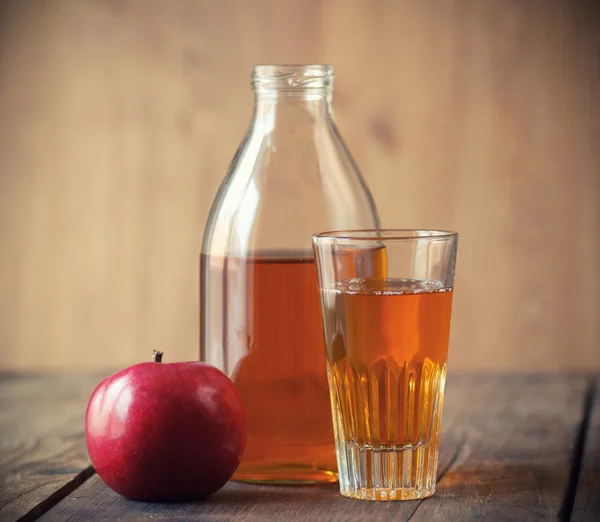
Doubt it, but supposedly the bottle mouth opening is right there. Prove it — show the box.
[251,64,334,94]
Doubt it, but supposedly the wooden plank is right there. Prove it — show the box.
[1,373,590,521]
[0,373,98,521]
[0,370,474,522]
[36,373,487,522]
[406,375,591,522]
[572,379,600,521]
[38,375,586,521]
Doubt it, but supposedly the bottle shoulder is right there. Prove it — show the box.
[202,121,380,254]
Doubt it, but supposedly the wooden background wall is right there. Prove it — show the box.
[0,0,598,371]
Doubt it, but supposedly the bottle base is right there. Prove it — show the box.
[233,464,338,485]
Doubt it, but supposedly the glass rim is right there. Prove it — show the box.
[313,229,458,242]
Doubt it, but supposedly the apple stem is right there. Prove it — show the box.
[152,350,164,363]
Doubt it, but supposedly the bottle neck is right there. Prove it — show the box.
[254,92,332,126]
[250,65,334,130]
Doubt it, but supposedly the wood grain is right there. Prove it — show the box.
[36,374,591,521]
[0,373,98,521]
[406,375,592,521]
[573,380,600,521]
[0,0,598,371]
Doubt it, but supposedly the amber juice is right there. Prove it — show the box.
[201,254,337,483]
[321,278,453,500]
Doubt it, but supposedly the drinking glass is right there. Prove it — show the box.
[313,230,458,500]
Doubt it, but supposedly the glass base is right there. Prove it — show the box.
[337,441,438,501]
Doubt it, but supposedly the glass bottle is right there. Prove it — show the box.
[200,64,380,484]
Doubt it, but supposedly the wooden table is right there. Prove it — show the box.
[1,373,598,522]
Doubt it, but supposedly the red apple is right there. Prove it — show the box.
[85,351,246,501]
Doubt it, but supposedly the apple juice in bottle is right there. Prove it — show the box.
[200,65,380,484]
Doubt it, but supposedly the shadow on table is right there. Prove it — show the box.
[108,461,569,520]
[206,481,340,505]
[203,460,567,507]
